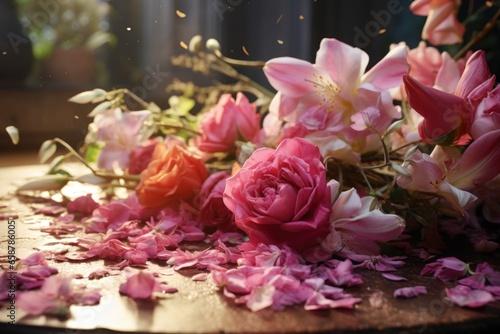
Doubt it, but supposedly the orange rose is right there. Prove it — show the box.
[136,142,208,208]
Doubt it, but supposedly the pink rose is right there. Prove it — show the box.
[198,171,235,231]
[196,92,261,153]
[223,138,331,251]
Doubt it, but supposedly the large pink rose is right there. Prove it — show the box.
[223,138,331,251]
[196,92,261,153]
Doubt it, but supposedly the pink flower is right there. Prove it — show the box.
[470,84,500,140]
[198,171,235,231]
[196,93,261,153]
[403,51,494,144]
[325,180,405,255]
[128,138,158,174]
[394,286,428,298]
[403,41,469,92]
[410,0,465,45]
[263,38,407,163]
[420,257,469,281]
[406,41,445,88]
[119,271,176,299]
[397,149,477,212]
[445,284,495,307]
[223,138,332,252]
[446,129,500,190]
[93,108,150,170]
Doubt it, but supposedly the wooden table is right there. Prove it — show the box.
[1,164,500,334]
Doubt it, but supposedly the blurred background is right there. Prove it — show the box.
[0,0,498,154]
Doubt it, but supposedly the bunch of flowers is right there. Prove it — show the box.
[5,0,500,314]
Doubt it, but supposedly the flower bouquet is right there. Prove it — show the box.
[4,0,500,316]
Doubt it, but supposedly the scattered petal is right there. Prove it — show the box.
[394,286,428,298]
[382,273,407,281]
[445,285,495,308]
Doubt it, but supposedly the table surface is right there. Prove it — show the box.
[1,164,500,334]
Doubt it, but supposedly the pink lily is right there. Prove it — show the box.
[446,129,500,190]
[397,149,478,212]
[263,38,408,162]
[403,50,494,145]
[93,108,151,170]
[410,0,465,45]
[326,180,405,255]
[471,84,500,139]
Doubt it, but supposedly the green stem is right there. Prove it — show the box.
[109,88,151,110]
[206,53,275,99]
[52,138,141,182]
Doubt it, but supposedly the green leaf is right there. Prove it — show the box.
[169,96,196,115]
[38,139,57,163]
[432,129,456,146]
[85,143,102,163]
[147,102,162,113]
[403,144,419,160]
[51,169,72,177]
[47,155,67,174]
[16,175,70,192]
[384,119,405,136]
[75,173,108,185]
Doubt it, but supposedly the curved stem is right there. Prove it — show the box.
[454,8,500,60]
[389,141,421,154]
[110,88,151,110]
[207,53,275,99]
[52,138,141,182]
[213,48,267,68]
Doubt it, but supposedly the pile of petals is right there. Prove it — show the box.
[421,257,500,307]
[0,252,99,316]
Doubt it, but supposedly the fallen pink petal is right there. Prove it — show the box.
[445,285,495,308]
[394,286,428,298]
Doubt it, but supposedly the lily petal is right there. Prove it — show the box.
[455,51,491,99]
[315,38,369,92]
[362,43,409,91]
[434,52,461,92]
[404,75,468,140]
[264,57,323,97]
[447,129,500,190]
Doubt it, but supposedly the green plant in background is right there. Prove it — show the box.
[13,0,116,85]
[15,0,115,60]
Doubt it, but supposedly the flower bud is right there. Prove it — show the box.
[189,35,203,53]
[206,38,221,52]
